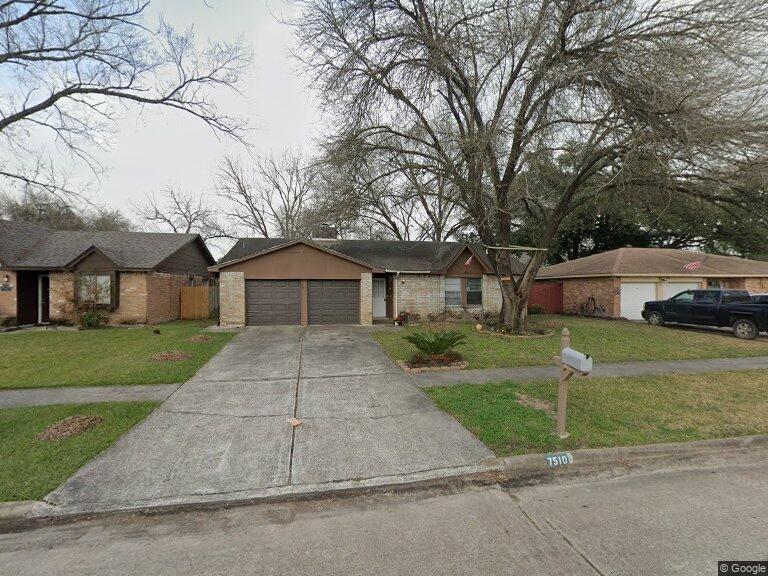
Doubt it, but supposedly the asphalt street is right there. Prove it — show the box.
[3,447,767,575]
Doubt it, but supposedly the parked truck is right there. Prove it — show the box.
[641,289,768,339]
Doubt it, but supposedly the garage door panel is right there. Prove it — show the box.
[620,282,657,320]
[662,282,699,300]
[246,280,301,325]
[308,280,359,324]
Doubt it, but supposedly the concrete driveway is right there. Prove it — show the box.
[46,326,492,513]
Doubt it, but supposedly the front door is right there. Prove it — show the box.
[373,277,386,318]
[38,275,50,324]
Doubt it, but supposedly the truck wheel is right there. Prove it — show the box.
[647,311,664,326]
[733,318,758,340]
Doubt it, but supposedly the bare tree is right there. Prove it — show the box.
[0,1,250,200]
[133,186,227,240]
[293,0,768,330]
[319,140,469,240]
[216,151,323,239]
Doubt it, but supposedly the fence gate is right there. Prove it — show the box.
[180,286,210,320]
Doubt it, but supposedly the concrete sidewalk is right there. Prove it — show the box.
[410,355,768,387]
[0,384,180,408]
[44,326,491,514]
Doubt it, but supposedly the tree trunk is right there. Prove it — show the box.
[493,250,548,333]
[499,281,530,332]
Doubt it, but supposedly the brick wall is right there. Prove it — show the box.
[744,278,768,292]
[562,277,620,317]
[0,270,17,319]
[359,272,372,325]
[482,274,503,312]
[219,271,245,326]
[48,271,188,325]
[145,273,186,324]
[49,272,75,321]
[109,273,148,324]
[395,274,444,316]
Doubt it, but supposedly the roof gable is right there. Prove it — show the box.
[211,239,378,272]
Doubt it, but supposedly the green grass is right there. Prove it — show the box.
[425,369,768,456]
[373,315,768,369]
[0,321,235,390]
[0,401,157,502]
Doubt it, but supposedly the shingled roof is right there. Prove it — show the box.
[538,247,768,278]
[0,220,212,270]
[218,238,523,274]
[0,220,50,266]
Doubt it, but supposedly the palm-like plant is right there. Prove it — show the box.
[403,330,466,357]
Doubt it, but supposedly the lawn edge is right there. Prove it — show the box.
[3,434,766,532]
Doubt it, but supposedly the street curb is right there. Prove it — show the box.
[495,434,768,488]
[2,434,767,532]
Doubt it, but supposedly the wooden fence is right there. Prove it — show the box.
[180,285,219,320]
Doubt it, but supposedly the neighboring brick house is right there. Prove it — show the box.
[537,247,768,320]
[211,237,517,327]
[0,220,214,325]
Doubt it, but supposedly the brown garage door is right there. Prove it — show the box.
[308,280,359,324]
[245,280,301,325]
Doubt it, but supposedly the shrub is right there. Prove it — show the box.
[527,304,546,315]
[403,330,466,356]
[395,310,421,325]
[77,307,110,329]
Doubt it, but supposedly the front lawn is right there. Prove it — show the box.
[425,369,768,456]
[373,316,768,369]
[0,401,157,502]
[0,322,235,390]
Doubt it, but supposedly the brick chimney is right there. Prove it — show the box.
[311,225,338,240]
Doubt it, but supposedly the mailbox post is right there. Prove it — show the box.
[552,328,592,439]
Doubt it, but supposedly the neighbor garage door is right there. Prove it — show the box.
[662,282,700,300]
[308,280,359,324]
[245,280,301,325]
[620,282,657,320]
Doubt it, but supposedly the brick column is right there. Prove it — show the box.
[359,272,373,325]
[219,271,246,327]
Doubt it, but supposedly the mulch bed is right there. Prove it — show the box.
[398,352,468,373]
[188,335,212,344]
[150,351,192,362]
[36,415,104,442]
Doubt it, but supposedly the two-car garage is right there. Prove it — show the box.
[216,240,373,326]
[244,279,360,325]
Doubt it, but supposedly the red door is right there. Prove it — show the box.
[530,282,563,314]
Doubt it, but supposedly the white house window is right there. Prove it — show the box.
[445,277,461,307]
[78,274,112,305]
[466,277,483,306]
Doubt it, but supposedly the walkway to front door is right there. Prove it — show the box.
[46,326,491,513]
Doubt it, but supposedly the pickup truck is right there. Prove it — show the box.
[641,289,768,339]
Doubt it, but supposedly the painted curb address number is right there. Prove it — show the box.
[545,452,574,467]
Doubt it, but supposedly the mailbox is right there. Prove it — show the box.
[561,347,592,373]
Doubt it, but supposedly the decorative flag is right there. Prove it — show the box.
[464,255,474,268]
[683,261,702,272]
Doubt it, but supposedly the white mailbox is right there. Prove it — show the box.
[561,347,592,373]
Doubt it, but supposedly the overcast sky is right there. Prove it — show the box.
[87,0,321,217]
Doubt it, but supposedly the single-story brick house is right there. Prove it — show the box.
[537,247,768,320]
[211,238,520,326]
[0,220,214,325]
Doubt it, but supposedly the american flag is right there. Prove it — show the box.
[683,261,703,272]
[464,255,474,268]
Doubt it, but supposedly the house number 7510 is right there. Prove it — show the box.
[545,452,574,467]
